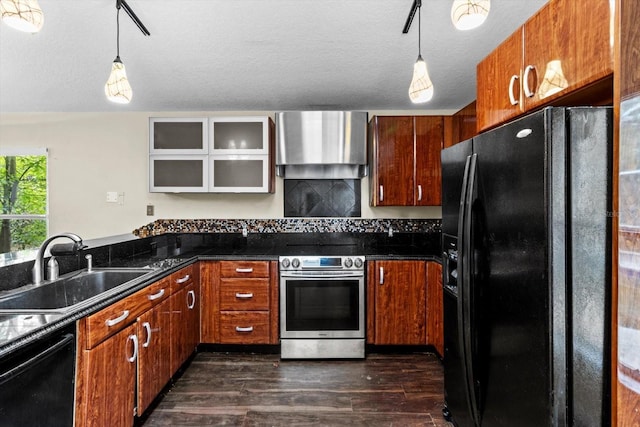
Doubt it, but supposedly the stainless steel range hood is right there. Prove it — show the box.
[276,111,368,179]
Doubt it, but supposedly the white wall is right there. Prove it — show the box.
[0,112,444,240]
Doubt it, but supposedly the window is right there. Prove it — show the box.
[0,148,48,254]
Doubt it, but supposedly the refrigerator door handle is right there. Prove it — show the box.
[461,153,481,426]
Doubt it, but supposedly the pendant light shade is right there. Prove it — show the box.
[451,0,490,31]
[0,0,43,33]
[409,55,434,103]
[105,56,133,104]
[105,2,132,104]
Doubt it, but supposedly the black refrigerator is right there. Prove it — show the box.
[441,107,612,427]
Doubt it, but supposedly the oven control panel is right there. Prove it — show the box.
[279,256,365,271]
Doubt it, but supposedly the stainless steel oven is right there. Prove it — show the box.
[279,255,365,359]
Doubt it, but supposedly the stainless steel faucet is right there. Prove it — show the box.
[32,233,84,285]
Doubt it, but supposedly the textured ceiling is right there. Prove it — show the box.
[0,0,547,113]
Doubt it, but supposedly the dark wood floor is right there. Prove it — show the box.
[139,351,451,427]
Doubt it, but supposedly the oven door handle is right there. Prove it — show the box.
[280,273,364,279]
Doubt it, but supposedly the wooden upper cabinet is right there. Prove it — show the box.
[477,0,614,132]
[370,116,415,206]
[476,28,524,131]
[369,116,443,206]
[415,116,443,206]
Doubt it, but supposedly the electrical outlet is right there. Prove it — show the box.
[106,191,119,203]
[146,205,154,216]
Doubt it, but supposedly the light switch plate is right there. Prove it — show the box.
[146,205,154,216]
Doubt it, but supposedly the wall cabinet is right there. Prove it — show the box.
[200,260,279,345]
[369,116,443,206]
[366,260,443,353]
[477,0,614,131]
[149,116,275,193]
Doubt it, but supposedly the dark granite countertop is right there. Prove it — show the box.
[0,231,441,358]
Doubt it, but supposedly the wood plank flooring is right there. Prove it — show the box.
[139,351,451,427]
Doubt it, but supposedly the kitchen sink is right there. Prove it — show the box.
[0,268,156,314]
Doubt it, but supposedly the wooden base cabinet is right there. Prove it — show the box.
[77,323,138,427]
[200,260,279,344]
[76,264,200,426]
[367,260,443,354]
[369,116,443,206]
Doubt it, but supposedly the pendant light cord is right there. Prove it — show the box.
[116,1,121,58]
[417,0,422,57]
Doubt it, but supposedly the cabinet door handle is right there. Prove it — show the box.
[417,184,423,201]
[523,65,536,98]
[235,292,254,299]
[187,290,196,309]
[142,322,152,348]
[148,288,165,301]
[508,75,519,106]
[175,274,190,284]
[379,185,384,202]
[235,268,254,273]
[379,267,384,285]
[127,334,138,363]
[105,310,130,327]
[235,326,254,333]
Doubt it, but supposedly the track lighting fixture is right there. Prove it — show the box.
[104,0,150,105]
[407,0,433,103]
[0,0,43,33]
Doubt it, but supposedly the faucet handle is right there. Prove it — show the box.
[85,254,93,272]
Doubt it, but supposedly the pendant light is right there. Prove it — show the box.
[0,0,43,33]
[451,0,490,31]
[408,0,434,104]
[105,1,133,104]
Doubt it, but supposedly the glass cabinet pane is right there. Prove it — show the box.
[210,157,268,192]
[150,118,208,153]
[210,117,269,154]
[150,156,208,192]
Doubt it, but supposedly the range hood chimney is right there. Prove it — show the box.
[276,111,368,179]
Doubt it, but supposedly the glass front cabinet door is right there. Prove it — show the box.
[149,116,274,193]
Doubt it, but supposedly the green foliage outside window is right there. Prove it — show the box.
[0,155,48,253]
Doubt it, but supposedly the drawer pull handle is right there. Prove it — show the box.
[175,274,190,284]
[187,290,196,309]
[127,334,138,363]
[148,289,165,301]
[105,310,130,327]
[235,292,254,299]
[523,65,536,98]
[235,268,254,273]
[235,326,254,333]
[142,322,152,348]
[508,74,519,106]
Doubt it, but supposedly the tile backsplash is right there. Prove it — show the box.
[133,218,441,238]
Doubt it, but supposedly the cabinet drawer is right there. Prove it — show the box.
[219,311,270,344]
[220,261,270,278]
[219,279,269,310]
[83,287,150,349]
[170,265,194,294]
[141,278,170,307]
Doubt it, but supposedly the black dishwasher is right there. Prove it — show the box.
[0,324,76,427]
